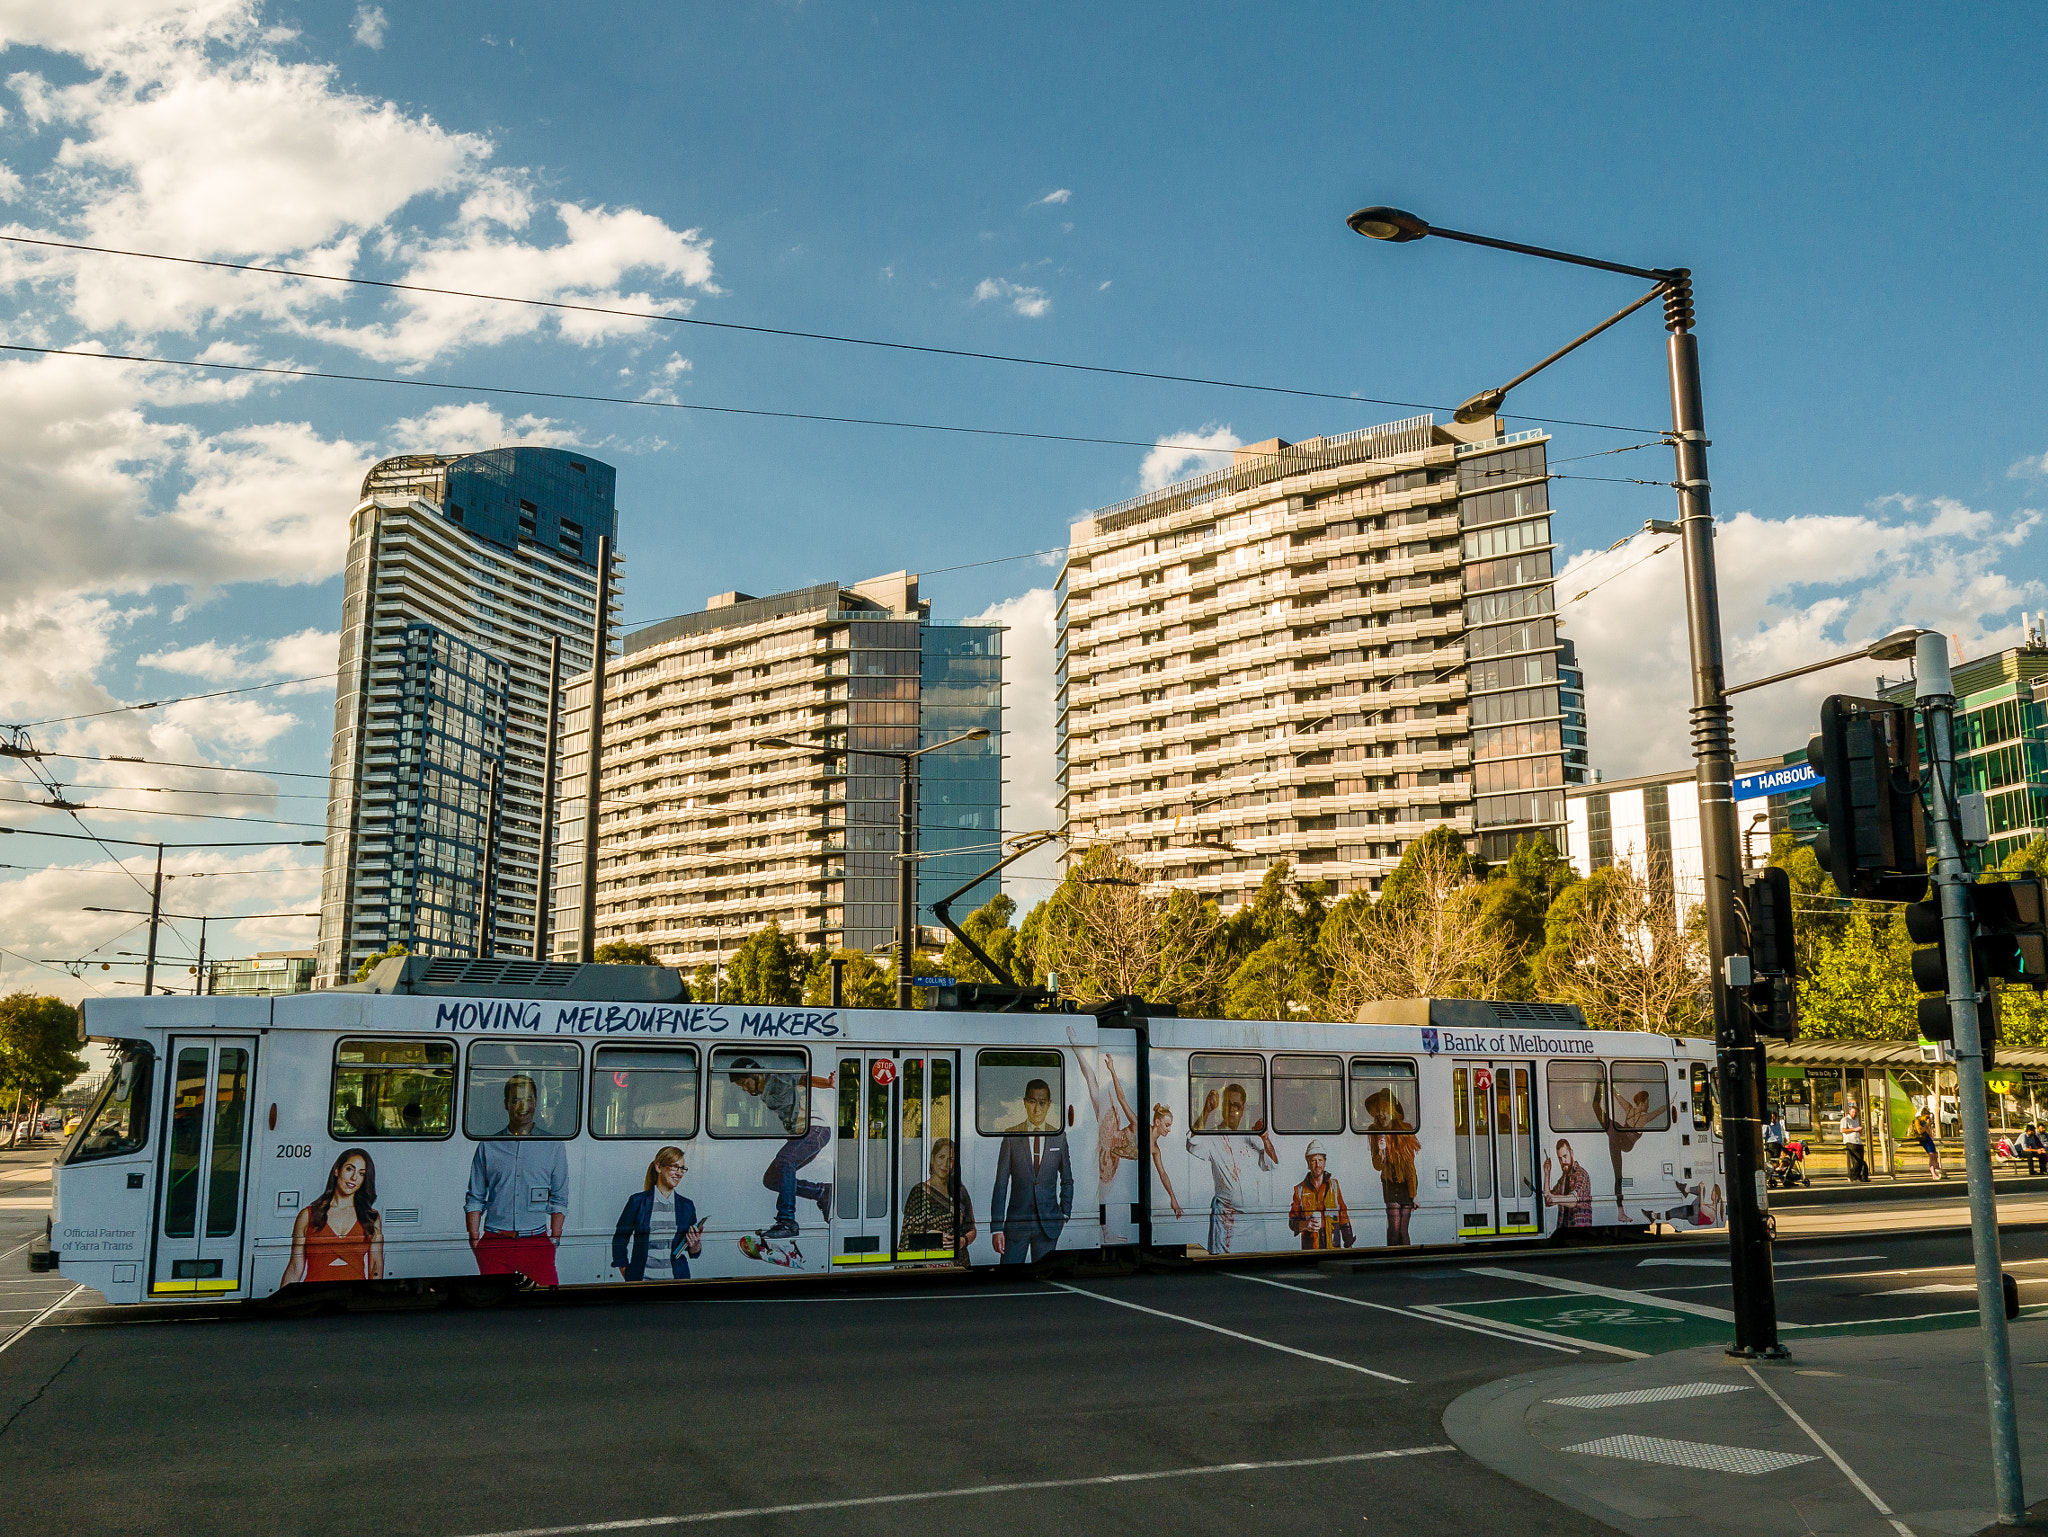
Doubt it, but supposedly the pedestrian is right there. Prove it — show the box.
[2023,1124,2048,1177]
[1912,1105,1942,1180]
[1841,1099,1868,1183]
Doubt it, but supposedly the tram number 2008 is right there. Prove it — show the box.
[274,1144,314,1159]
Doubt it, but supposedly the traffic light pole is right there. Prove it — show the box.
[1917,630,2024,1524]
[1665,277,1781,1358]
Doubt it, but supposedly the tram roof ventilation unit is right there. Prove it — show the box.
[339,955,688,1002]
[1354,997,1589,1031]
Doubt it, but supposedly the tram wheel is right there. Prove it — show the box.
[450,1277,514,1309]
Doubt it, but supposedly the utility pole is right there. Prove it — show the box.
[476,756,500,959]
[534,634,562,961]
[578,534,612,963]
[193,916,207,995]
[141,842,164,997]
[896,757,917,1010]
[1917,629,2025,1523]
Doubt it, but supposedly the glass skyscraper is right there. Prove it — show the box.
[317,447,619,985]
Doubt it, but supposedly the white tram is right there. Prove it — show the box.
[45,958,1725,1304]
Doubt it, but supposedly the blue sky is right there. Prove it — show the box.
[1,0,2043,996]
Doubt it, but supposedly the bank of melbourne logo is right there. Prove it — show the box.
[1420,1028,1439,1056]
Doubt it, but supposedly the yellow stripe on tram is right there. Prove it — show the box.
[150,1278,240,1294]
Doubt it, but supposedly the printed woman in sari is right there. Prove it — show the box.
[284,1148,383,1284]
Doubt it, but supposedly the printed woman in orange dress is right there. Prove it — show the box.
[284,1148,383,1284]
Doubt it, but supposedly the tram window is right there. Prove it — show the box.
[710,1048,811,1138]
[65,1047,153,1163]
[464,1041,582,1139]
[590,1046,699,1139]
[1349,1059,1419,1134]
[1271,1055,1345,1134]
[977,1050,1064,1136]
[1190,1053,1267,1135]
[1691,1062,1715,1130]
[332,1039,455,1140]
[1546,1061,1607,1132]
[1612,1060,1672,1132]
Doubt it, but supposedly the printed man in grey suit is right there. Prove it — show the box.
[989,1078,1074,1265]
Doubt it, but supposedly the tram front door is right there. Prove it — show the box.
[151,1036,255,1295]
[1452,1060,1537,1237]
[832,1051,960,1266]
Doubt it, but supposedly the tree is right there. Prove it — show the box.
[1220,863,1330,1019]
[0,994,88,1113]
[1323,835,1522,1017]
[801,949,895,1008]
[727,921,805,1006]
[1479,835,1580,1000]
[353,943,407,983]
[593,941,659,966]
[1536,861,1707,1035]
[1029,845,1235,1009]
[1797,907,1918,1040]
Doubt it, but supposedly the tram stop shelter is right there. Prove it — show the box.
[1761,1037,2048,1180]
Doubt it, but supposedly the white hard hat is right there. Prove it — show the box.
[1305,1139,1329,1158]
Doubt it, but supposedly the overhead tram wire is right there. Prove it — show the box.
[0,774,327,801]
[0,232,1661,436]
[0,794,325,830]
[16,670,336,730]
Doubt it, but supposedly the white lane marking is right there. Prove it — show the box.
[1413,1304,1646,1359]
[1052,1282,1410,1383]
[1565,1433,1818,1476]
[1223,1271,1580,1355]
[1464,1266,1736,1322]
[0,1237,38,1263]
[1882,1284,1981,1294]
[1742,1364,1917,1537]
[711,1290,1071,1304]
[0,1282,84,1356]
[1636,1254,1885,1269]
[448,1444,1460,1536]
[1549,1382,1748,1408]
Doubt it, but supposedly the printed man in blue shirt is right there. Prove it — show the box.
[465,1074,570,1287]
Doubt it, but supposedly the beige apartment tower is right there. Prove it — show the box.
[1056,413,1568,902]
[549,573,1004,970]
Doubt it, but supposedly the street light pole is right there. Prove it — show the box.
[758,728,991,1012]
[1348,207,1780,1354]
[896,756,917,1010]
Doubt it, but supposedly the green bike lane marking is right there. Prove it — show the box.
[1430,1294,1730,1355]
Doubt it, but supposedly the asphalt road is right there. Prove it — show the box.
[4,1195,2045,1537]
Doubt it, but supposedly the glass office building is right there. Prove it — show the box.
[916,626,1005,924]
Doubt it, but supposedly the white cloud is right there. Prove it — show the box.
[384,400,574,453]
[138,639,247,678]
[1033,188,1072,206]
[964,586,1059,904]
[1562,499,2047,780]
[352,4,386,48]
[1138,424,1242,491]
[2009,450,2048,480]
[973,276,1050,319]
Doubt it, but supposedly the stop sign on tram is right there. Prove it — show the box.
[871,1058,898,1086]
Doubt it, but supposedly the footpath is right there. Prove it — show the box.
[1450,1325,2048,1536]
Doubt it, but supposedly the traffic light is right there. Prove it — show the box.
[1807,696,1927,901]
[1971,878,2048,987]
[1904,880,2046,1066]
[1740,866,1798,1040]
